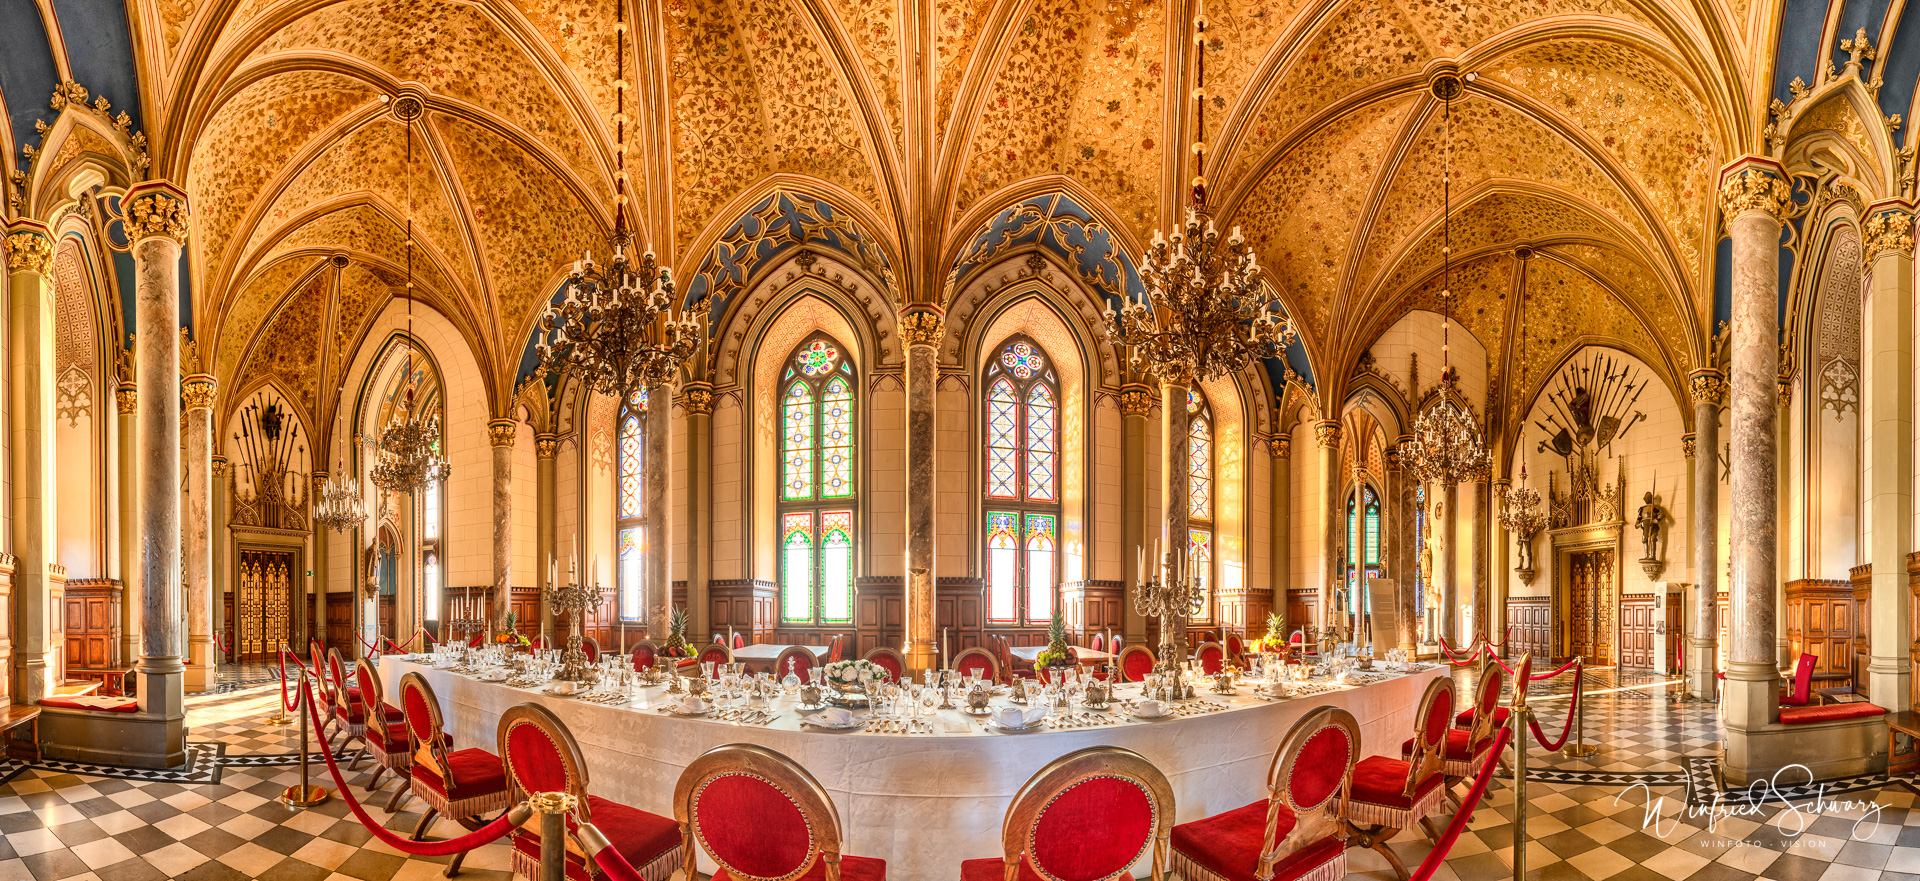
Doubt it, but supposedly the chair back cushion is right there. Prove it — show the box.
[779,646,821,682]
[1788,653,1816,704]
[698,643,733,667]
[399,672,449,769]
[582,637,601,663]
[1278,708,1358,813]
[1469,661,1506,745]
[1403,677,1455,795]
[327,649,355,710]
[498,704,589,818]
[953,648,999,683]
[1225,634,1244,658]
[732,633,747,650]
[1000,747,1173,881]
[1118,645,1155,683]
[677,744,843,881]
[354,661,386,730]
[631,641,657,671]
[1195,642,1225,675]
[862,647,905,682]
[1090,633,1106,653]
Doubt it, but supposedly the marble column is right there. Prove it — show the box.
[1687,375,1723,700]
[639,387,672,640]
[1490,476,1509,649]
[1718,159,1789,756]
[1315,420,1340,631]
[902,307,941,673]
[310,472,328,649]
[211,456,228,662]
[1390,444,1418,654]
[1774,376,1792,670]
[129,181,190,762]
[116,380,139,667]
[1120,384,1153,646]
[182,374,216,692]
[1162,374,1194,655]
[1438,482,1456,644]
[488,419,517,632]
[1861,201,1914,710]
[535,434,557,643]
[1267,434,1290,632]
[5,221,55,704]
[681,384,714,645]
[1472,473,1490,640]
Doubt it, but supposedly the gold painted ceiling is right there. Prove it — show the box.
[130,0,1762,428]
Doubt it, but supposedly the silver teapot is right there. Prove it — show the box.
[967,686,992,711]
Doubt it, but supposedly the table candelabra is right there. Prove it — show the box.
[450,616,488,646]
[1131,547,1204,690]
[543,578,595,682]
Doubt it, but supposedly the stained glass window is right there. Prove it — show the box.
[1187,391,1214,622]
[424,553,441,623]
[617,389,648,619]
[778,334,858,625]
[1346,485,1382,624]
[423,480,441,540]
[982,335,1061,624]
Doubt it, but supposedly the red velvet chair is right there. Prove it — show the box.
[1195,641,1227,675]
[675,743,887,880]
[1117,644,1156,682]
[779,645,821,683]
[531,635,550,652]
[1342,676,1454,881]
[1408,657,1504,810]
[327,649,371,766]
[732,632,748,650]
[1171,706,1357,881]
[630,640,657,672]
[354,660,412,802]
[497,704,684,881]
[1455,652,1530,730]
[1090,633,1107,654]
[862,647,906,682]
[697,643,734,669]
[400,672,513,878]
[997,635,1037,681]
[959,746,1173,881]
[1780,653,1818,707]
[1225,632,1247,667]
[952,648,999,684]
[581,637,601,664]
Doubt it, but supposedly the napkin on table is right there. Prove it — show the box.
[817,707,856,727]
[1134,699,1166,717]
[992,706,1046,728]
[673,695,709,714]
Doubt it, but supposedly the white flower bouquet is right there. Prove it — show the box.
[822,659,890,692]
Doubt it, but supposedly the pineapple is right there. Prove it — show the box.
[663,605,690,656]
[1046,608,1069,656]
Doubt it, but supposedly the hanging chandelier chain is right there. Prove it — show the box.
[1102,6,1294,386]
[369,102,452,497]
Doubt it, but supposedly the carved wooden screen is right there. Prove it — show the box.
[238,549,295,660]
[1567,551,1615,665]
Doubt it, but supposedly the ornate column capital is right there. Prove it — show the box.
[900,304,946,348]
[1717,159,1790,222]
[487,419,518,447]
[180,374,218,412]
[534,433,559,459]
[115,382,138,414]
[1682,433,1697,459]
[1777,376,1793,409]
[4,221,54,276]
[124,181,192,245]
[1119,384,1155,417]
[1314,420,1340,449]
[1267,434,1291,459]
[311,471,330,492]
[1492,477,1511,490]
[680,381,714,415]
[1688,368,1727,407]
[1383,444,1399,472]
[211,455,229,479]
[1862,201,1915,261]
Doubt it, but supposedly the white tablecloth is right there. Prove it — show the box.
[380,659,1444,879]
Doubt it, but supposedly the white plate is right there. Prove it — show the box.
[1130,709,1171,719]
[801,717,867,730]
[667,707,712,717]
[984,718,1044,732]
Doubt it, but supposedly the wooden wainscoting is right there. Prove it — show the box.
[1619,594,1656,669]
[851,576,904,657]
[937,576,986,653]
[1785,578,1855,686]
[1851,564,1873,699]
[709,579,778,644]
[324,592,354,654]
[62,579,122,674]
[1284,589,1316,632]
[1506,596,1551,660]
[1062,580,1124,645]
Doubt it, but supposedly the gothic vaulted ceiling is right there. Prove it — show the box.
[13,0,1887,432]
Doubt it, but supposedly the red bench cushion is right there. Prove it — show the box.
[1779,704,1886,724]
[41,695,137,713]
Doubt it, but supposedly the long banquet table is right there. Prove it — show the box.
[380,657,1446,879]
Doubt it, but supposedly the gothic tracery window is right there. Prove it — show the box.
[1345,484,1381,619]
[779,334,857,625]
[984,337,1060,625]
[1187,389,1214,621]
[617,388,648,619]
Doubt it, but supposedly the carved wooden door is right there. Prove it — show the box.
[1619,597,1654,668]
[1567,552,1615,665]
[238,550,295,660]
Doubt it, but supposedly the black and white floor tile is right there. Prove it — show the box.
[1,663,1915,881]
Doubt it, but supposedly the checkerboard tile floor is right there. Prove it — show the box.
[1,664,1914,881]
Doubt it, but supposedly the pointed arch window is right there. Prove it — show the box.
[1187,389,1214,621]
[1345,484,1382,624]
[984,337,1060,624]
[779,335,857,626]
[617,388,648,619]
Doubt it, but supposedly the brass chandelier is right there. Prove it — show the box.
[313,393,367,534]
[1102,11,1293,383]
[1401,74,1491,486]
[370,95,451,495]
[533,0,706,404]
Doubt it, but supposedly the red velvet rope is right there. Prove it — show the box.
[1487,655,1580,681]
[278,646,315,713]
[1482,625,1514,648]
[1527,665,1583,752]
[299,681,527,855]
[1442,643,1491,667]
[1409,726,1512,881]
[584,826,649,881]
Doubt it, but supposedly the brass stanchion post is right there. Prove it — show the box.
[1563,659,1597,758]
[279,669,330,807]
[266,642,294,726]
[1511,703,1529,881]
[530,792,577,881]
